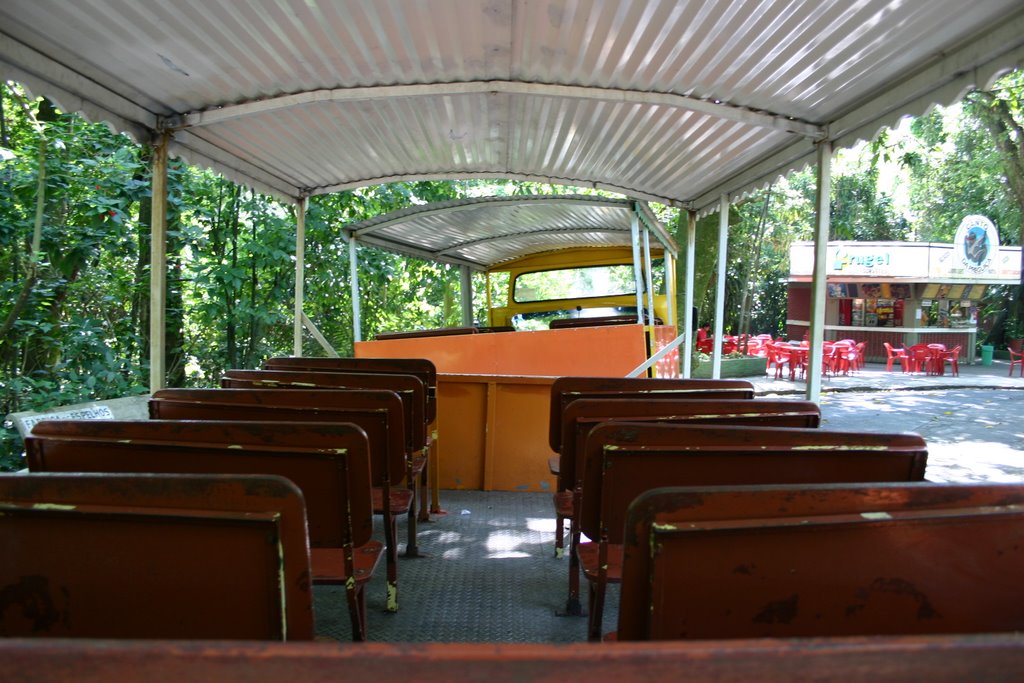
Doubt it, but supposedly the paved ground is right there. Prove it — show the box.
[749,358,1024,483]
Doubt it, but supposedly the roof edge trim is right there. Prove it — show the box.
[0,32,156,138]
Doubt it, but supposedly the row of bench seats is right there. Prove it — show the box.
[3,356,438,641]
[545,376,1023,642]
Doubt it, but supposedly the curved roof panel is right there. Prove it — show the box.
[345,194,674,270]
[1,0,1022,213]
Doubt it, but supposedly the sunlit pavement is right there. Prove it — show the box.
[749,360,1024,483]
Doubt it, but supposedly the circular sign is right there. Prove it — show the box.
[953,215,999,274]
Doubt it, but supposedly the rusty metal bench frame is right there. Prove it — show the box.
[149,387,409,612]
[221,368,430,552]
[578,422,928,640]
[619,482,1024,641]
[0,472,313,640]
[556,398,820,615]
[25,420,381,641]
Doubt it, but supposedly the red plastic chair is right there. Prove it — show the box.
[938,345,961,377]
[830,341,855,376]
[769,343,793,380]
[1009,347,1024,377]
[883,342,909,373]
[853,342,866,371]
[906,344,934,374]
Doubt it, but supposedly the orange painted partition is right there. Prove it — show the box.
[435,374,556,492]
[357,324,681,491]
[356,325,679,377]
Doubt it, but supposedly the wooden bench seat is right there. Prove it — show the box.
[0,473,313,640]
[221,368,431,549]
[555,398,821,615]
[375,326,479,340]
[578,422,928,640]
[149,387,409,612]
[262,357,437,423]
[24,420,381,641]
[548,314,663,329]
[619,482,1024,640]
[5,635,1024,681]
[261,356,442,516]
[548,377,756,457]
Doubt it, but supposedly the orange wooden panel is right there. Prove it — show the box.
[488,381,558,492]
[357,325,669,376]
[435,379,487,490]
[435,375,557,492]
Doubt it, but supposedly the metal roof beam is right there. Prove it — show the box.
[352,234,487,271]
[315,172,685,209]
[173,81,825,140]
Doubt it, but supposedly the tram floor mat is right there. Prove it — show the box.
[313,489,615,643]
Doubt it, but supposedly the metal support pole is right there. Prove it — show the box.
[630,213,644,322]
[349,236,362,343]
[665,252,676,328]
[682,210,697,378]
[643,225,655,323]
[711,195,729,378]
[148,132,169,392]
[807,140,833,402]
[293,197,307,356]
[460,265,473,326]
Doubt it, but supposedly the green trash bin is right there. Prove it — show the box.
[981,345,994,366]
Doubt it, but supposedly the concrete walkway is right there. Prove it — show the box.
[748,358,1024,396]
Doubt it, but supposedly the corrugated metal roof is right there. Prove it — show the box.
[2,0,1022,220]
[347,194,675,270]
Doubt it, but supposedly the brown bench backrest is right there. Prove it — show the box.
[25,420,374,549]
[548,377,757,452]
[262,357,437,423]
[375,326,477,340]
[558,399,820,490]
[581,422,928,543]
[222,369,427,453]
[548,315,662,329]
[149,388,406,487]
[0,473,313,640]
[619,482,1024,640]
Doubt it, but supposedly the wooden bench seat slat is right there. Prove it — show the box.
[0,473,313,641]
[220,369,432,552]
[24,420,380,640]
[554,397,820,615]
[619,483,1024,641]
[577,423,928,640]
[150,388,414,607]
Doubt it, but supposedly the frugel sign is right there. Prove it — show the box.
[832,248,892,273]
[788,242,929,277]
